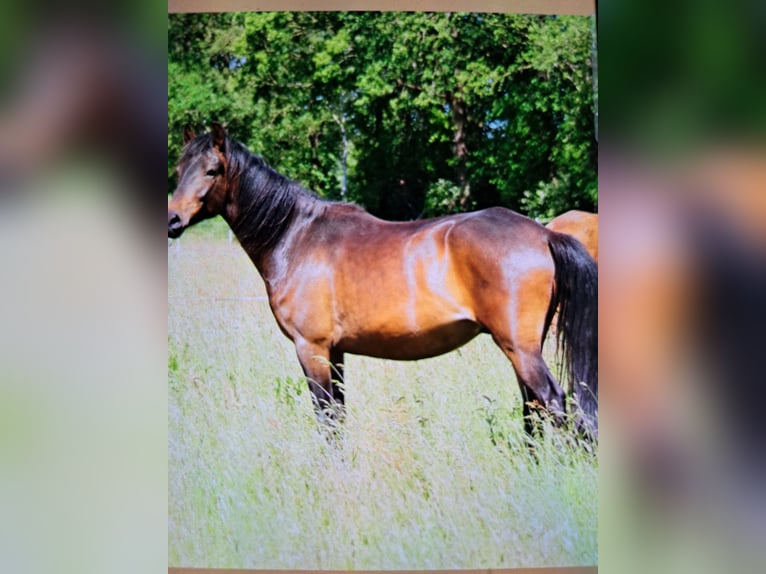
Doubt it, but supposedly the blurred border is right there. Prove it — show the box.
[0,3,167,574]
[599,1,766,574]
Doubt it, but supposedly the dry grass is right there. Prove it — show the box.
[168,219,597,569]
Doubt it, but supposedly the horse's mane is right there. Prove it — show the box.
[218,136,369,258]
[217,139,309,255]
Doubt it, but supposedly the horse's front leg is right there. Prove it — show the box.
[295,340,344,423]
[329,348,345,407]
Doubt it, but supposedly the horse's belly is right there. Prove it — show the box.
[339,319,482,361]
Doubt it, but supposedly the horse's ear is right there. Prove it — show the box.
[211,122,227,151]
[183,125,195,145]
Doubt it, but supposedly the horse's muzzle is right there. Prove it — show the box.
[168,212,184,239]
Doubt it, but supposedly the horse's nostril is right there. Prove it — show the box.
[168,213,184,238]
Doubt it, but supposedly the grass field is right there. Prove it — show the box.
[168,219,597,569]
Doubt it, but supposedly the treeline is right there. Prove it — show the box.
[168,12,597,221]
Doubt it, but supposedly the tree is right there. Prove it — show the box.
[168,12,597,221]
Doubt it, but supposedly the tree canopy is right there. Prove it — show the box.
[168,12,597,221]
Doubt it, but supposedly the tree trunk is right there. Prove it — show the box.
[448,91,471,209]
[308,130,320,177]
[333,112,348,201]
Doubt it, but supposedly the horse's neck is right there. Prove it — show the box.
[226,168,319,281]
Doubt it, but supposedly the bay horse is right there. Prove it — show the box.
[546,210,599,263]
[168,123,598,436]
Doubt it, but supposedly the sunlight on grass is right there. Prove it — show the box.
[168,231,597,569]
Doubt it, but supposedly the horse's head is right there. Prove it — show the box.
[168,122,232,238]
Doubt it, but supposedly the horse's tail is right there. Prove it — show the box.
[547,231,598,435]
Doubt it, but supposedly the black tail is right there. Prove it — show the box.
[547,232,598,435]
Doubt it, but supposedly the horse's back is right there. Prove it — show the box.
[296,205,556,298]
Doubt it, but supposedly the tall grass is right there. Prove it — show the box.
[168,221,597,569]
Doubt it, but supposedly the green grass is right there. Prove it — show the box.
[168,226,597,569]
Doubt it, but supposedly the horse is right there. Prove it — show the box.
[546,210,599,263]
[168,123,598,436]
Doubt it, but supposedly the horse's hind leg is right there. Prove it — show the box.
[499,343,566,435]
[480,272,565,434]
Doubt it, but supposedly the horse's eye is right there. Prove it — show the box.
[206,169,219,177]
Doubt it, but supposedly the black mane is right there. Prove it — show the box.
[220,137,324,258]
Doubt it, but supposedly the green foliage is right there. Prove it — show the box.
[423,178,475,217]
[168,12,597,220]
[521,173,575,221]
